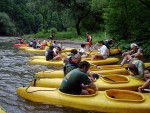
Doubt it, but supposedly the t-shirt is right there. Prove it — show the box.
[46,49,54,61]
[59,69,91,95]
[78,48,86,55]
[128,58,145,78]
[98,45,109,59]
[63,62,78,76]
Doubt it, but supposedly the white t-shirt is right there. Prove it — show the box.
[79,48,85,53]
[98,45,109,58]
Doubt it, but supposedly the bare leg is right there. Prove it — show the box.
[91,54,104,60]
[121,55,132,66]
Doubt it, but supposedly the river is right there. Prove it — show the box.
[0,37,98,113]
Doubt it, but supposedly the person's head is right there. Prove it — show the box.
[71,54,81,65]
[86,32,90,36]
[81,43,86,48]
[71,49,78,55]
[49,46,54,50]
[57,46,61,52]
[98,41,104,46]
[53,41,56,43]
[78,61,90,73]
[130,43,138,51]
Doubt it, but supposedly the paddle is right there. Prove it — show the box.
[90,63,116,82]
[143,89,150,92]
[98,74,116,82]
[86,42,98,55]
[90,63,103,70]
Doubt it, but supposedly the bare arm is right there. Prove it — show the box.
[88,82,98,91]
[138,79,150,92]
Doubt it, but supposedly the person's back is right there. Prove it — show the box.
[32,39,37,49]
[63,54,81,76]
[128,58,145,79]
[60,61,97,95]
[60,68,90,94]
[45,46,54,61]
[63,49,78,65]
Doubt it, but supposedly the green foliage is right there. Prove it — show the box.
[0,12,16,35]
[49,28,58,35]
[67,27,76,33]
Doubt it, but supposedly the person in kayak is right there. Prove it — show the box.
[45,46,62,61]
[121,43,143,66]
[91,41,109,60]
[59,61,98,95]
[63,54,99,81]
[78,43,88,58]
[63,54,81,76]
[128,57,150,79]
[63,49,78,65]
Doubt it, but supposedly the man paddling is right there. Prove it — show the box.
[60,61,98,95]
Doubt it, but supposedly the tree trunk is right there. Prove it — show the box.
[75,17,81,35]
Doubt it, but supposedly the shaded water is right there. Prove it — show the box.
[0,37,97,113]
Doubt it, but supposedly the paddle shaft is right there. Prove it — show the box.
[99,74,116,82]
[90,63,116,82]
[143,89,150,92]
[90,63,102,70]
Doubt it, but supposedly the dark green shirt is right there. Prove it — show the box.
[60,68,91,95]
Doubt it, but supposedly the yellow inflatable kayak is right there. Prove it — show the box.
[35,68,129,78]
[28,48,121,60]
[25,48,74,53]
[18,46,30,50]
[17,87,150,113]
[29,58,119,66]
[31,75,144,91]
[35,62,150,78]
[0,106,6,113]
[87,48,121,55]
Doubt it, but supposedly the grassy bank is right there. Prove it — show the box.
[24,31,109,44]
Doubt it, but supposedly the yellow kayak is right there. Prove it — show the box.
[0,106,6,113]
[35,68,129,78]
[35,62,150,78]
[28,48,121,60]
[28,58,119,66]
[17,87,150,113]
[18,46,30,50]
[31,75,144,91]
[25,48,75,53]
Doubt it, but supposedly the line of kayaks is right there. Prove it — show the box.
[15,44,150,113]
[17,87,150,113]
[34,63,150,78]
[30,75,145,91]
[18,46,121,55]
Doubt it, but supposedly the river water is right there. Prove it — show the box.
[0,37,98,113]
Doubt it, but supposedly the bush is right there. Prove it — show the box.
[67,27,76,33]
[49,28,57,34]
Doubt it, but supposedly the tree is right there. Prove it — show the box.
[56,0,91,35]
[0,12,16,36]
